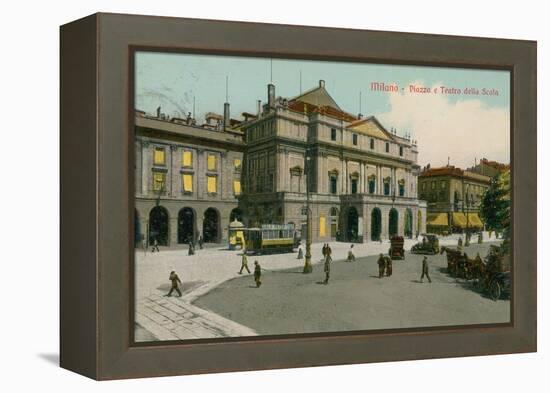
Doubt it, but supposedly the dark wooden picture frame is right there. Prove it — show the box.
[60,13,536,380]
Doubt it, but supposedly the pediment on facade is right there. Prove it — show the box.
[347,116,394,141]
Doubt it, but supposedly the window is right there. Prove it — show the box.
[383,179,390,196]
[440,180,446,189]
[385,142,389,153]
[153,147,166,165]
[399,183,405,196]
[234,158,242,171]
[207,154,217,171]
[352,133,358,145]
[233,180,241,195]
[182,151,193,167]
[329,176,338,194]
[331,128,337,141]
[153,172,166,191]
[370,138,375,150]
[207,175,217,193]
[431,181,436,190]
[319,216,326,237]
[399,146,403,156]
[351,178,358,194]
[368,177,376,194]
[182,174,193,193]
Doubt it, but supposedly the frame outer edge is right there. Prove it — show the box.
[60,13,99,380]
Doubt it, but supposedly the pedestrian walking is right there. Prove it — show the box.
[239,252,251,274]
[297,245,304,259]
[385,256,393,276]
[198,234,204,250]
[151,238,160,253]
[188,241,195,256]
[420,256,432,283]
[322,243,328,259]
[164,271,182,297]
[327,243,332,257]
[323,253,332,284]
[457,237,463,251]
[253,261,262,288]
[377,253,386,278]
[346,244,355,262]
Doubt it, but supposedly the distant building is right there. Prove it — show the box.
[134,110,245,247]
[239,80,427,242]
[468,158,510,178]
[418,165,491,233]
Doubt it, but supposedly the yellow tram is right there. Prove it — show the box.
[243,223,299,254]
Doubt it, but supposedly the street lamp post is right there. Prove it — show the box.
[462,180,470,247]
[303,153,313,274]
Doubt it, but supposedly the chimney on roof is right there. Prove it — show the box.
[319,80,325,88]
[257,100,262,116]
[267,83,275,108]
[224,102,230,129]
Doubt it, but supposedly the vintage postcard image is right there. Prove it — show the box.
[133,52,511,342]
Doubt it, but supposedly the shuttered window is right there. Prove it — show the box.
[182,151,193,167]
[207,154,217,171]
[153,147,165,165]
[182,174,193,192]
[319,216,326,237]
[233,180,241,195]
[207,175,217,193]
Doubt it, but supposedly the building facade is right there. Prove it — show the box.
[134,112,245,246]
[239,80,427,242]
[418,166,491,233]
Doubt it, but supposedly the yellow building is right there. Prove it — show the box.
[418,166,490,233]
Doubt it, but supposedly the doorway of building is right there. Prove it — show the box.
[389,208,399,237]
[178,207,195,244]
[149,206,169,246]
[134,209,141,247]
[404,208,413,239]
[371,208,381,241]
[203,208,220,243]
[346,207,359,242]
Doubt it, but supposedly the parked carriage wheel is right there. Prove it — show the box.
[490,280,501,301]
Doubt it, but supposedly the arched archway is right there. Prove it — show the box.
[389,208,399,237]
[346,207,359,242]
[149,206,169,246]
[371,208,381,241]
[203,208,220,243]
[134,209,141,247]
[178,207,195,244]
[404,208,413,239]
[230,207,243,222]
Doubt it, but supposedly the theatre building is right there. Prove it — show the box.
[418,166,491,234]
[134,110,245,246]
[239,80,427,242]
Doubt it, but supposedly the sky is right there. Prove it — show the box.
[135,51,510,169]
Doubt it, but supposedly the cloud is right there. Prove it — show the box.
[376,81,510,169]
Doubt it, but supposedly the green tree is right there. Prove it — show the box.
[480,171,510,239]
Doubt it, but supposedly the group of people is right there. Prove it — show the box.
[239,252,263,287]
[186,234,204,256]
[164,240,437,297]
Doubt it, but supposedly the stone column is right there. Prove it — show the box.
[376,165,381,195]
[141,141,150,195]
[169,216,178,247]
[360,162,365,193]
[170,145,178,197]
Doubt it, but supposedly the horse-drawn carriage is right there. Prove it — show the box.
[388,236,405,260]
[441,243,511,301]
[440,246,483,279]
[477,244,511,301]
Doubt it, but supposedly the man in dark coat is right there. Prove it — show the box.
[253,261,262,288]
[377,253,386,278]
[165,271,182,297]
[421,256,432,283]
[323,253,332,284]
[385,256,393,276]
